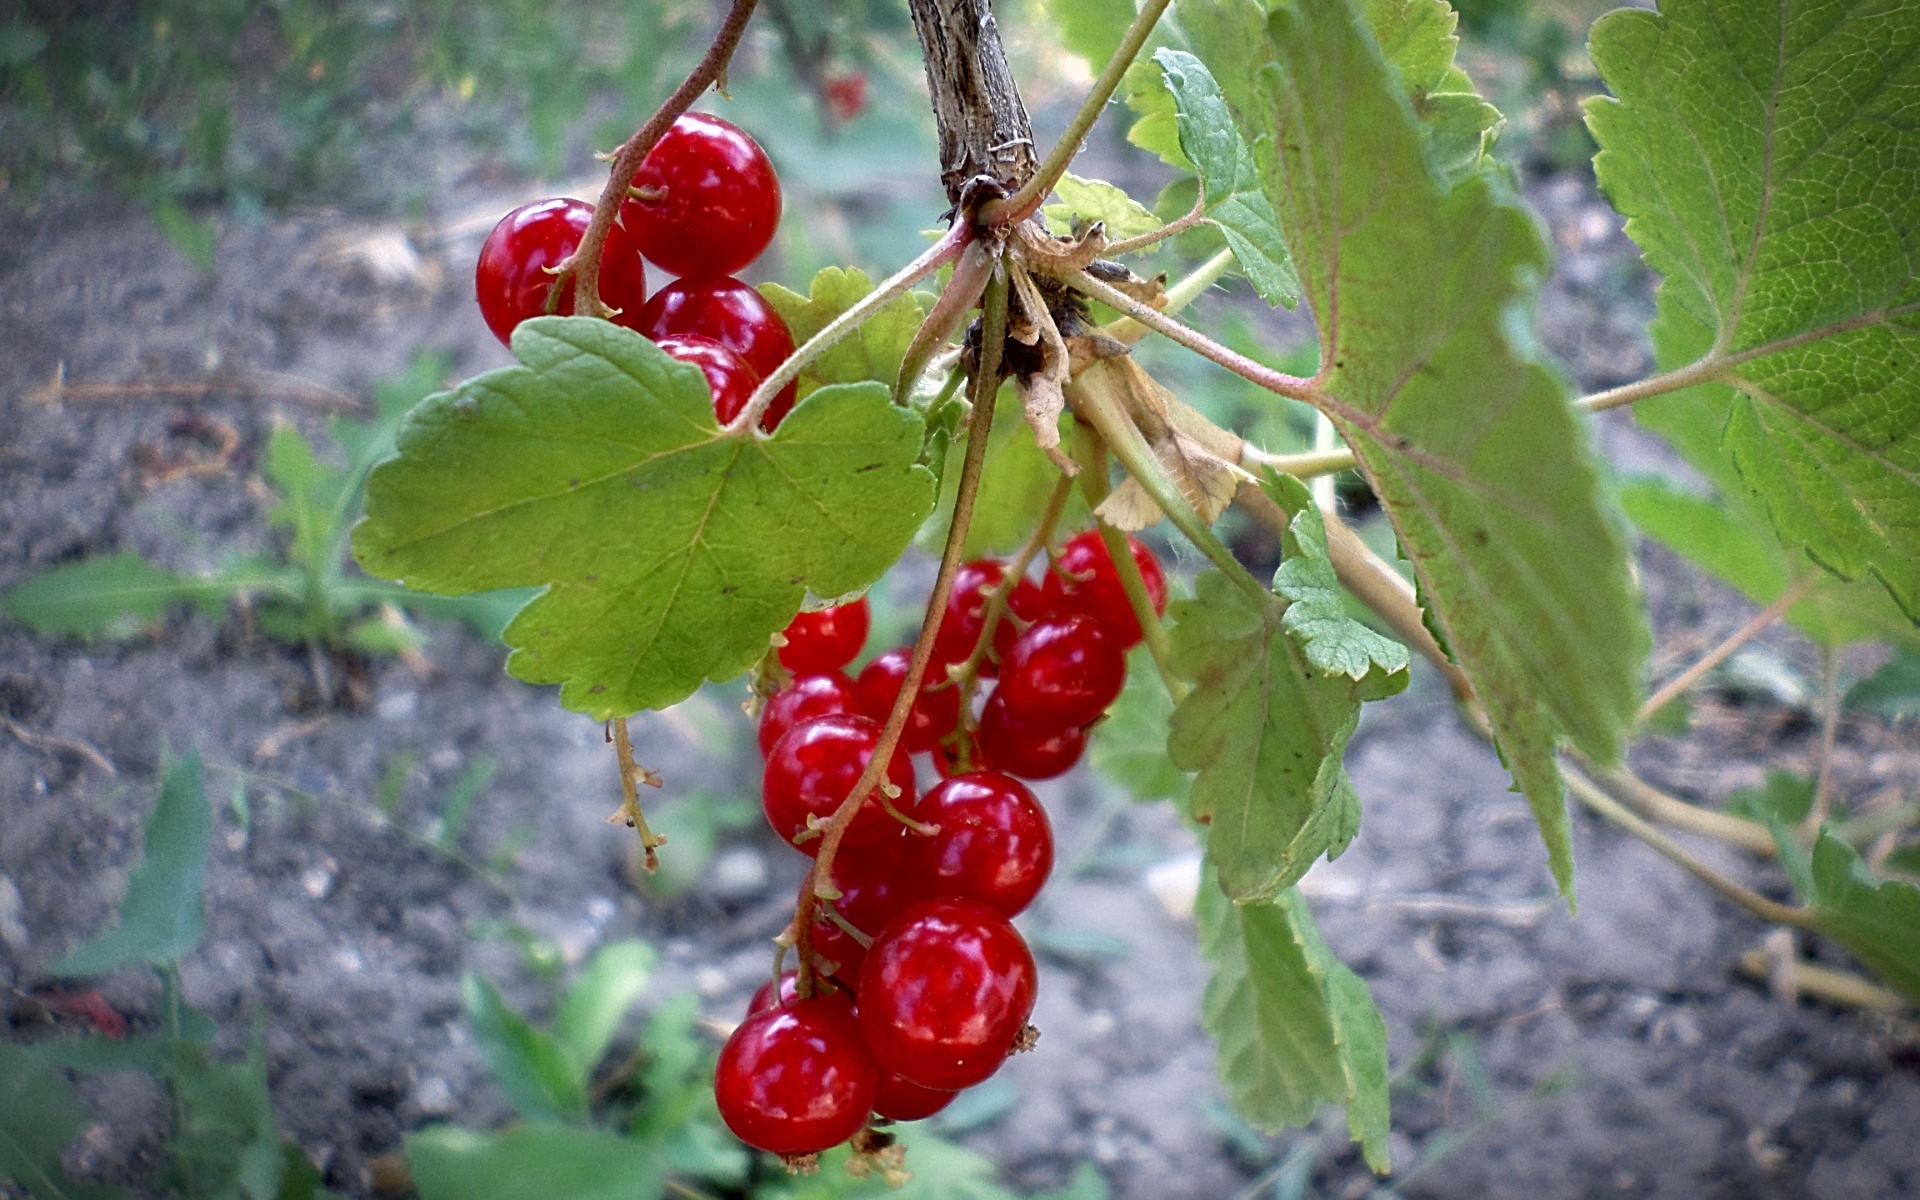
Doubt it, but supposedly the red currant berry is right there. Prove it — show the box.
[976,691,1086,781]
[906,771,1053,917]
[806,853,923,982]
[930,733,976,779]
[931,559,1006,672]
[748,970,854,1016]
[653,334,762,427]
[857,898,1037,1091]
[763,714,918,857]
[758,672,859,757]
[997,613,1126,730]
[475,199,649,346]
[822,71,869,124]
[714,998,878,1155]
[638,277,797,428]
[855,648,962,753]
[778,598,870,674]
[872,1072,956,1122]
[622,112,780,279]
[1044,530,1168,649]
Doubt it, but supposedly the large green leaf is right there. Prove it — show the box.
[1167,477,1406,903]
[407,1126,661,1200]
[1587,0,1920,620]
[0,1044,126,1200]
[1195,866,1390,1171]
[352,318,936,719]
[52,753,209,976]
[1179,0,1646,901]
[1154,50,1300,308]
[1360,0,1502,185]
[758,267,930,400]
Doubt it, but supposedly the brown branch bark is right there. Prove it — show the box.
[906,0,1038,207]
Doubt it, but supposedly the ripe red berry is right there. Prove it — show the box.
[638,277,797,429]
[872,1072,955,1122]
[758,672,859,757]
[778,599,870,674]
[475,198,648,346]
[747,970,853,1016]
[997,614,1125,730]
[857,898,1037,1091]
[622,112,781,279]
[654,335,762,426]
[805,852,922,982]
[906,771,1053,917]
[1044,530,1168,649]
[932,559,1006,667]
[855,648,962,753]
[976,691,1087,781]
[822,71,869,124]
[714,998,878,1155]
[762,714,918,856]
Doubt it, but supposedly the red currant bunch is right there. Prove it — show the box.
[474,113,797,429]
[717,529,1168,1162]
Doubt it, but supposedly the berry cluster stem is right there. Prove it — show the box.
[566,0,762,319]
[793,262,1011,998]
[610,717,666,871]
[949,470,1077,732]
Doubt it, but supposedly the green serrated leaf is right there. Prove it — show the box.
[461,974,587,1125]
[1043,173,1163,242]
[1195,867,1390,1171]
[407,1125,662,1200]
[1091,648,1191,806]
[1786,829,1920,1003]
[1361,0,1502,185]
[1846,648,1920,718]
[552,940,653,1081]
[352,318,936,719]
[1154,49,1300,308]
[1124,59,1192,171]
[0,1043,127,1200]
[1265,473,1410,684]
[758,268,930,398]
[1180,0,1648,903]
[1167,516,1405,902]
[1,553,209,640]
[53,753,208,976]
[1587,0,1920,621]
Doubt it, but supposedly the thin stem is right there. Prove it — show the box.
[611,718,666,872]
[1734,949,1912,1014]
[1637,575,1819,726]
[1804,646,1842,839]
[1097,519,1183,701]
[981,0,1175,227]
[1578,757,1778,857]
[1101,200,1208,256]
[567,0,761,318]
[1240,444,1358,479]
[792,264,1009,997]
[950,471,1076,722]
[734,222,972,431]
[1562,761,1816,930]
[1105,248,1237,348]
[1064,266,1318,403]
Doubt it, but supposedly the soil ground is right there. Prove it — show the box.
[3,164,1919,1200]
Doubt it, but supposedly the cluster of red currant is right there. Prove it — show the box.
[473,112,799,428]
[713,530,1169,1162]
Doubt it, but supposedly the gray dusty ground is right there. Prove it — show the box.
[3,169,1919,1200]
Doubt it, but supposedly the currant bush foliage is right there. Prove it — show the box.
[353,318,934,718]
[1180,0,1647,899]
[1587,0,1920,620]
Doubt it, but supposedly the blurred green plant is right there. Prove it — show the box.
[0,354,531,665]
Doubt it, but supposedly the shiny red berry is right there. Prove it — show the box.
[857,898,1037,1091]
[747,970,853,1016]
[932,559,1007,672]
[714,998,878,1155]
[654,335,762,426]
[778,599,870,675]
[758,672,860,757]
[805,853,923,982]
[638,277,797,428]
[976,691,1086,781]
[855,649,962,753]
[997,614,1125,730]
[872,1072,955,1122]
[475,198,648,346]
[1044,530,1168,649]
[906,771,1053,917]
[622,112,780,279]
[762,714,917,857]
